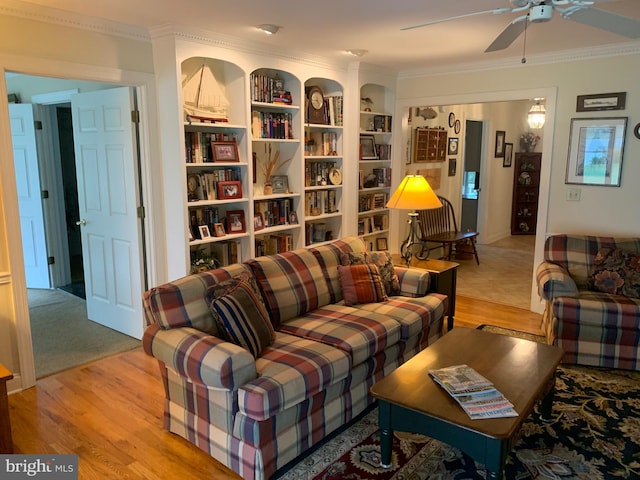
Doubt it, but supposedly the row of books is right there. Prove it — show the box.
[187,168,241,202]
[305,190,338,216]
[251,111,294,139]
[189,207,221,240]
[254,198,294,229]
[255,233,294,256]
[208,241,241,266]
[305,161,338,187]
[305,131,338,156]
[358,192,387,213]
[376,143,391,161]
[357,214,388,236]
[185,132,238,163]
[250,73,291,104]
[429,364,518,420]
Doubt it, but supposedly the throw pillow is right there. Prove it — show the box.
[205,276,275,357]
[588,247,640,298]
[338,263,389,306]
[340,251,401,296]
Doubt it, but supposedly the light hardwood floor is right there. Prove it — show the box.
[8,296,542,480]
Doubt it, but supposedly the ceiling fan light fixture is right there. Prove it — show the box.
[346,49,368,57]
[257,24,280,35]
[527,99,546,129]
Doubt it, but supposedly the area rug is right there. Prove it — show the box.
[29,288,141,378]
[275,364,640,479]
[477,324,546,343]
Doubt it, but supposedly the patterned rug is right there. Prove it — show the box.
[275,365,640,480]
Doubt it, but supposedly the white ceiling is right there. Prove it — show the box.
[4,0,640,71]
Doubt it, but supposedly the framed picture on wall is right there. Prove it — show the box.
[447,137,459,156]
[503,143,513,167]
[494,130,506,157]
[565,117,627,186]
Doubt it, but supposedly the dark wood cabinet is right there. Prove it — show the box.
[511,152,541,235]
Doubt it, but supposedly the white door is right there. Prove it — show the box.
[71,87,144,339]
[10,104,50,289]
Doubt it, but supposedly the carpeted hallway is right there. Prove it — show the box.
[28,288,140,378]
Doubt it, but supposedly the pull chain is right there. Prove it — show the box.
[521,15,529,63]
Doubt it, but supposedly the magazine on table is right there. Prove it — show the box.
[429,364,518,419]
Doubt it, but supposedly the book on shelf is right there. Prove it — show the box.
[429,364,518,420]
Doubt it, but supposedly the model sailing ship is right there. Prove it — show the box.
[183,63,229,123]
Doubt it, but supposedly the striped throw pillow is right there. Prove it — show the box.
[338,263,389,306]
[206,280,275,358]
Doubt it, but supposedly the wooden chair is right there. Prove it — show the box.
[416,196,480,265]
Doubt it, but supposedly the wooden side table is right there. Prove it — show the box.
[392,255,459,331]
[0,364,14,453]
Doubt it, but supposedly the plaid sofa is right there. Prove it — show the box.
[142,236,446,479]
[536,234,640,370]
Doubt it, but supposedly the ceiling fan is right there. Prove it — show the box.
[402,1,640,53]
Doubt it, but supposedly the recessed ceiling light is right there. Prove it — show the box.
[346,49,368,57]
[257,24,280,35]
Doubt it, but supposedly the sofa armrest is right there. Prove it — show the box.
[536,261,579,301]
[394,266,431,297]
[143,324,257,390]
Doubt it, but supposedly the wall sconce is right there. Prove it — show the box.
[257,24,280,35]
[527,99,546,129]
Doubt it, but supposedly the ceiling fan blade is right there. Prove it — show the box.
[485,19,528,52]
[402,8,511,31]
[565,8,640,38]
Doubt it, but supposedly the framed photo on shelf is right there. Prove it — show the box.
[253,213,265,231]
[447,137,459,156]
[494,130,506,157]
[218,180,243,200]
[376,237,388,251]
[565,117,627,187]
[576,92,626,112]
[226,210,246,234]
[198,225,210,239]
[289,211,298,224]
[213,222,226,237]
[211,141,239,162]
[270,175,289,194]
[360,135,378,159]
[503,143,513,168]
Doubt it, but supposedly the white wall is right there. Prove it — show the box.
[397,54,640,238]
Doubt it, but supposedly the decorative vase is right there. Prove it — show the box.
[263,183,273,195]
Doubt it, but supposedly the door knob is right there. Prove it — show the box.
[76,219,87,226]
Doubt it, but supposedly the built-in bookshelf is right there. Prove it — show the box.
[358,83,393,250]
[182,57,249,269]
[251,68,302,256]
[303,78,344,246]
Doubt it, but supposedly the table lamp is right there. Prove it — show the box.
[386,175,442,265]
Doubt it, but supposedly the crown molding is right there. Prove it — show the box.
[399,41,640,78]
[0,0,150,42]
[149,24,350,73]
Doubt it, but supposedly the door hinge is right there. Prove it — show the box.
[42,190,49,199]
[47,256,55,265]
[131,110,140,123]
[137,205,145,219]
[34,120,43,130]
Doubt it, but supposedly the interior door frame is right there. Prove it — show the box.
[0,56,162,391]
[395,87,556,314]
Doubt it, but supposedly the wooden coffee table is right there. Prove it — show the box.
[370,327,564,479]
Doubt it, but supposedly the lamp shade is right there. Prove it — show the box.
[386,175,442,210]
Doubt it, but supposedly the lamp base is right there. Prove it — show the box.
[399,212,428,266]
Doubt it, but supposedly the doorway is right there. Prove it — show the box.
[461,120,483,233]
[7,73,147,378]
